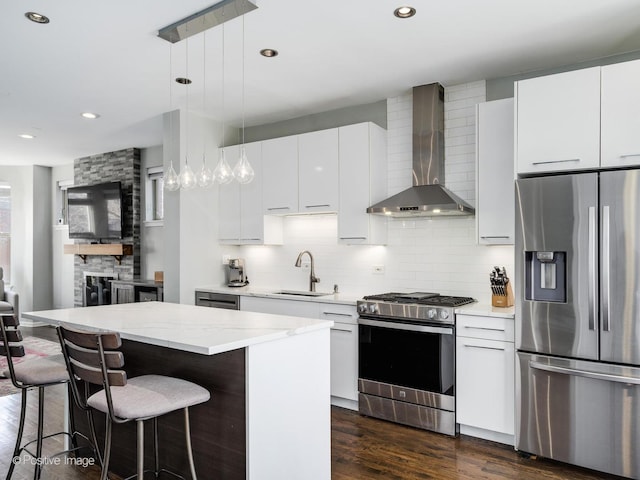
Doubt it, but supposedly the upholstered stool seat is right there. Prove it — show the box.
[87,374,210,420]
[0,301,14,312]
[3,354,67,385]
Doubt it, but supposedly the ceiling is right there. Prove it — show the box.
[3,0,640,167]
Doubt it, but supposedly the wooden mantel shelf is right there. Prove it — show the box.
[64,244,133,264]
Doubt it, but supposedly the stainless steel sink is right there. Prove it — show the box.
[272,290,332,297]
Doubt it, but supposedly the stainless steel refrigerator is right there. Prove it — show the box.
[515,171,640,479]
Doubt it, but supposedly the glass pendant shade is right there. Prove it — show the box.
[213,149,234,184]
[197,155,214,187]
[164,161,181,191]
[233,146,255,184]
[179,157,197,190]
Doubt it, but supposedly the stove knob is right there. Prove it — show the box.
[358,303,368,313]
[427,308,437,319]
[439,310,450,320]
[368,304,379,314]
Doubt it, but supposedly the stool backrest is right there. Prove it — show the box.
[57,325,127,416]
[0,315,25,388]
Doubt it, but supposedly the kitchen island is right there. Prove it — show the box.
[23,301,332,480]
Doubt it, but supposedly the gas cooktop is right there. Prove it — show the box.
[362,292,475,307]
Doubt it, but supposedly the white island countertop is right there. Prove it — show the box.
[23,301,333,355]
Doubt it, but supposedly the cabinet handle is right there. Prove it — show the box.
[463,326,506,332]
[619,153,640,158]
[480,236,510,239]
[330,327,353,333]
[339,237,367,240]
[463,344,505,351]
[531,158,580,165]
[267,207,290,211]
[322,311,354,318]
[304,204,331,208]
[240,238,261,241]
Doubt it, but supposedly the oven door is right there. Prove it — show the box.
[358,318,454,396]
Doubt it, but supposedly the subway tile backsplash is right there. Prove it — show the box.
[239,82,514,303]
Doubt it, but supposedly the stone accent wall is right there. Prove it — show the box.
[72,148,141,306]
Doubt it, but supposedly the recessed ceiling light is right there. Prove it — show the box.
[175,77,192,85]
[81,112,100,119]
[25,12,50,24]
[394,6,416,18]
[19,134,35,139]
[260,49,279,58]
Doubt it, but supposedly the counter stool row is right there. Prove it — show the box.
[0,315,210,480]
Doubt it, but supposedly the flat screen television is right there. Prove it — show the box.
[67,181,124,240]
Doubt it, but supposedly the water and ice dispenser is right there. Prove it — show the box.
[524,251,566,303]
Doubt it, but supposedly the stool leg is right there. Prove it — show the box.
[101,418,113,480]
[153,417,159,476]
[183,408,197,480]
[33,387,45,480]
[6,389,28,480]
[66,383,78,452]
[137,420,145,480]
[87,410,103,468]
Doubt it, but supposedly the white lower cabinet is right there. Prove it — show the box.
[240,296,358,409]
[456,313,515,445]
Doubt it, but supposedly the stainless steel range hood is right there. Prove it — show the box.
[367,83,475,217]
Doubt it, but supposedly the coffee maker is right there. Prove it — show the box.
[226,258,249,287]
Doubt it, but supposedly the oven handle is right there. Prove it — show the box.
[358,318,453,335]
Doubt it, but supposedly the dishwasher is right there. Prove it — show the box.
[195,291,240,310]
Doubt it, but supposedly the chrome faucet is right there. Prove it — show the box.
[295,250,320,292]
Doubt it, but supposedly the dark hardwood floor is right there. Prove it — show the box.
[1,326,619,479]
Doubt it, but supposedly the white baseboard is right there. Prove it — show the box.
[459,424,514,446]
[331,396,358,411]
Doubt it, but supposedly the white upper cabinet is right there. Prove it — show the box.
[218,142,283,245]
[601,59,640,168]
[338,123,387,245]
[298,129,339,213]
[262,135,298,215]
[476,98,514,245]
[218,145,242,242]
[515,67,601,174]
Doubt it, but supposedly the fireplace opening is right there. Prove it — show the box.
[83,272,118,306]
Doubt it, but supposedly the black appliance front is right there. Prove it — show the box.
[359,323,454,395]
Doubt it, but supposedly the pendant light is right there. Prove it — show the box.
[178,35,197,190]
[232,14,255,184]
[164,44,181,192]
[212,20,233,184]
[197,30,213,188]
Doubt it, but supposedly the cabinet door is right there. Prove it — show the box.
[240,142,263,243]
[516,67,600,174]
[330,322,358,401]
[218,145,241,242]
[477,99,514,245]
[111,284,134,304]
[601,59,640,168]
[456,336,515,435]
[262,135,298,214]
[298,129,339,213]
[338,123,387,245]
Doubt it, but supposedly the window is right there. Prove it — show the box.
[0,184,10,282]
[146,167,164,222]
[57,179,73,225]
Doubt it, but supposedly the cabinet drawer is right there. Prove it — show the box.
[456,314,514,342]
[318,303,358,325]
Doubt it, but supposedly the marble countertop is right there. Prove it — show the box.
[194,284,362,306]
[23,301,333,356]
[455,303,515,319]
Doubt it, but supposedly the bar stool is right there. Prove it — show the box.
[56,325,210,480]
[0,315,95,480]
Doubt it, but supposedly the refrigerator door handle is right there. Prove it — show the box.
[588,206,597,331]
[602,205,611,332]
[530,361,640,385]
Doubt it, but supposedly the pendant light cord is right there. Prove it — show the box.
[221,20,225,149]
[202,27,206,161]
[185,35,189,166]
[241,14,245,146]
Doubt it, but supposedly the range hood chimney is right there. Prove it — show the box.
[367,83,475,217]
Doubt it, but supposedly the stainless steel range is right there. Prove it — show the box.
[357,292,475,436]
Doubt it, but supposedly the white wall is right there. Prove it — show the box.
[237,82,514,304]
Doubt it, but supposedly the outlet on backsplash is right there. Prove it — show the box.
[372,265,385,274]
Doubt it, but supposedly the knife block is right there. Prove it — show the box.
[492,282,514,308]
